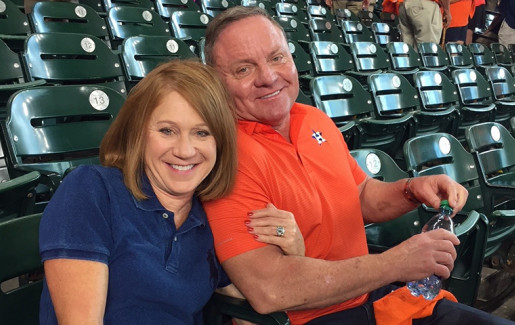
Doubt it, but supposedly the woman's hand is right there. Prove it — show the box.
[245,203,305,256]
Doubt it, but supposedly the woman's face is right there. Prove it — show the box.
[144,91,217,200]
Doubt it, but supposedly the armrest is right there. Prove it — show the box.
[203,292,290,325]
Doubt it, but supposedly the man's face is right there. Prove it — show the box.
[211,15,299,133]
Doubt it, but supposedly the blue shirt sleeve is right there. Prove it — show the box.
[39,165,113,264]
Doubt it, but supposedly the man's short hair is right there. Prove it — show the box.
[204,6,287,66]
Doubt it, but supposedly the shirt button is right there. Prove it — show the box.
[174,236,178,242]
[162,213,168,219]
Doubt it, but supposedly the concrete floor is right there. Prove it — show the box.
[477,267,515,322]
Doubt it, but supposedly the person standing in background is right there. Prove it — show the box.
[398,0,452,49]
[446,0,475,44]
[497,0,515,47]
[466,0,485,44]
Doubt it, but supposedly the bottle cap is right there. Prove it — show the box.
[440,200,453,211]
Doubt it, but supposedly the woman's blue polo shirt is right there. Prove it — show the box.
[39,165,228,324]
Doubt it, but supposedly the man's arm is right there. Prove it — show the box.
[440,0,452,28]
[358,175,468,224]
[223,227,458,314]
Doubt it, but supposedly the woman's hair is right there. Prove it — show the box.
[100,59,238,202]
[204,6,286,66]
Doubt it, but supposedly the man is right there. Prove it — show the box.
[498,0,515,47]
[203,6,514,325]
[324,0,376,16]
[398,0,452,49]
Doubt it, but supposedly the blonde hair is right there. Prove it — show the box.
[100,59,237,201]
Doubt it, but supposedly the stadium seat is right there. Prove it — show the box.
[306,4,334,21]
[451,68,499,136]
[23,32,127,94]
[402,133,490,305]
[78,0,106,15]
[273,16,311,46]
[288,39,315,105]
[484,66,515,119]
[241,0,275,15]
[154,0,200,21]
[203,292,290,325]
[465,122,515,222]
[413,70,460,136]
[347,41,391,86]
[107,6,171,49]
[445,43,474,71]
[275,2,308,25]
[0,213,43,325]
[370,22,400,47]
[386,41,421,82]
[308,40,353,76]
[0,171,40,221]
[170,10,212,43]
[357,8,380,27]
[199,0,237,17]
[468,43,497,74]
[417,42,450,75]
[2,85,124,196]
[308,17,344,43]
[29,1,110,46]
[0,0,32,52]
[491,43,515,70]
[334,7,359,25]
[340,20,374,45]
[0,38,45,116]
[121,35,198,90]
[103,0,155,11]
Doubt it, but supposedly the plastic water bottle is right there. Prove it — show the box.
[407,200,454,300]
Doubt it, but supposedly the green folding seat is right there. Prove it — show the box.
[2,85,124,195]
[0,38,45,117]
[309,40,353,76]
[370,22,400,47]
[273,16,311,47]
[0,171,40,221]
[485,66,515,123]
[347,41,390,87]
[452,68,506,129]
[107,6,170,49]
[199,0,237,17]
[491,43,514,70]
[308,17,344,44]
[357,8,380,28]
[0,213,43,325]
[29,1,110,46]
[469,43,496,74]
[121,35,198,89]
[288,39,315,105]
[340,20,374,45]
[386,41,421,83]
[155,0,200,21]
[413,70,460,139]
[241,0,275,15]
[402,134,491,305]
[170,10,212,42]
[417,42,450,75]
[334,7,359,25]
[306,4,334,21]
[275,2,308,25]
[103,0,155,10]
[0,0,31,51]
[445,43,474,71]
[23,32,127,94]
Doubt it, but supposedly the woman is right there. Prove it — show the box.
[38,60,303,324]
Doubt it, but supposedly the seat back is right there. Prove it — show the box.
[121,35,197,87]
[0,213,43,325]
[23,32,127,94]
[288,39,314,78]
[452,68,494,106]
[386,41,421,72]
[200,0,237,17]
[0,171,40,221]
[340,20,373,44]
[30,2,110,45]
[170,10,212,42]
[275,2,308,24]
[367,72,419,118]
[491,43,514,66]
[309,41,353,75]
[103,0,155,10]
[334,7,359,24]
[273,16,311,43]
[349,41,390,73]
[3,85,124,178]
[485,66,515,102]
[155,0,199,20]
[417,42,450,72]
[306,4,333,21]
[468,43,496,68]
[370,22,399,47]
[350,149,422,249]
[357,9,380,27]
[241,0,275,15]
[445,43,474,69]
[107,6,170,48]
[0,0,31,51]
[308,17,343,43]
[310,75,374,148]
